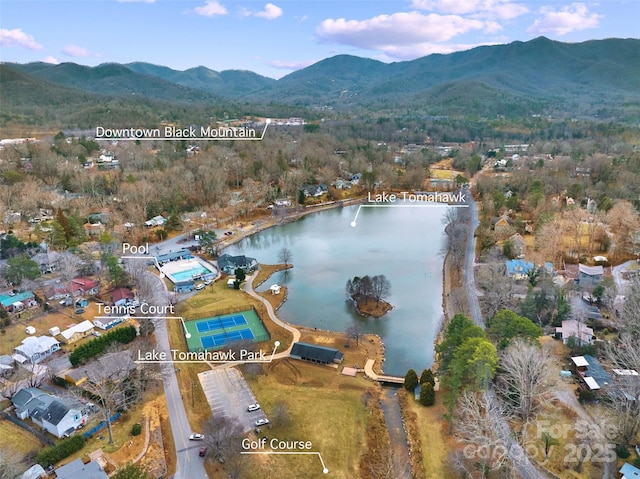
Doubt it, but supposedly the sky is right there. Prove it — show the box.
[1,0,638,79]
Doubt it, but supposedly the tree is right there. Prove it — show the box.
[112,464,152,479]
[487,309,542,349]
[370,274,391,306]
[420,368,435,387]
[271,400,291,427]
[495,340,554,424]
[420,382,436,406]
[195,230,218,257]
[404,369,418,391]
[297,189,305,205]
[448,337,498,392]
[502,239,515,259]
[202,415,244,464]
[540,431,559,459]
[436,314,485,375]
[346,322,363,346]
[73,350,138,444]
[278,246,293,266]
[4,255,40,286]
[0,450,20,479]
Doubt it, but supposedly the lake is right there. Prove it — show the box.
[224,203,447,376]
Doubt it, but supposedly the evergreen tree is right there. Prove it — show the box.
[420,382,436,406]
[404,369,418,391]
[420,368,435,387]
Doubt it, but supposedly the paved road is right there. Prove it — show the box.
[463,195,549,479]
[147,271,209,479]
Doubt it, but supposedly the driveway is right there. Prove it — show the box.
[198,367,267,433]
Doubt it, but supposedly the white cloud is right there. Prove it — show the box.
[0,28,43,50]
[316,11,486,59]
[378,41,501,60]
[527,3,602,35]
[412,0,528,19]
[117,0,156,3]
[242,3,283,20]
[42,56,59,64]
[195,1,227,17]
[63,45,92,57]
[268,59,316,70]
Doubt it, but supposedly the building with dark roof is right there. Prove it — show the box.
[290,342,344,365]
[218,254,257,275]
[54,458,108,479]
[11,387,86,438]
[155,249,192,265]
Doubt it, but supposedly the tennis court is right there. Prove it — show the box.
[200,328,255,349]
[196,314,247,333]
[184,308,270,351]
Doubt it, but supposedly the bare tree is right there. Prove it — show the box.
[346,322,364,346]
[0,450,21,479]
[477,263,515,319]
[454,390,511,477]
[495,340,554,427]
[277,246,293,266]
[271,400,291,427]
[202,415,244,464]
[370,274,391,306]
[72,349,138,444]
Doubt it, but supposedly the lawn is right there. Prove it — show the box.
[0,419,44,465]
[238,359,372,479]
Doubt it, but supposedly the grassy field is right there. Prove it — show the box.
[240,359,372,479]
[0,419,44,466]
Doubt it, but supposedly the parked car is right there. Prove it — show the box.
[195,283,205,290]
[189,433,205,441]
[92,331,102,337]
[247,403,261,412]
[199,446,208,457]
[75,308,85,314]
[255,418,269,427]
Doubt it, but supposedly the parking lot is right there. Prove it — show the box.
[198,367,267,432]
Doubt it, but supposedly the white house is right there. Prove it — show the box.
[144,215,166,227]
[59,320,94,344]
[555,319,595,346]
[93,316,125,330]
[270,284,281,295]
[13,336,60,364]
[11,387,87,438]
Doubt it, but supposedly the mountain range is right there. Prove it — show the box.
[2,36,639,128]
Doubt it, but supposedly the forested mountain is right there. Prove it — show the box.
[3,37,640,126]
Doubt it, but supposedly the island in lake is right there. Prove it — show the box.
[345,274,393,318]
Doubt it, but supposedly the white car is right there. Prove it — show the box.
[194,283,205,290]
[255,418,269,427]
[247,403,261,412]
[189,433,205,441]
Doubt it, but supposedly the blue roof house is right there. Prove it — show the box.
[505,260,534,280]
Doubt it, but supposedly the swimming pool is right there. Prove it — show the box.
[171,264,213,282]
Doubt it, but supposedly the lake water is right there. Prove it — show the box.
[224,203,446,376]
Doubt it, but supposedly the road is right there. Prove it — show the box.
[146,271,209,479]
[463,195,549,479]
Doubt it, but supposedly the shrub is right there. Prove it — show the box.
[36,435,85,466]
[69,325,137,366]
[615,444,630,459]
[419,368,435,387]
[131,423,142,436]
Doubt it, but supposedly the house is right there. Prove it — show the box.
[20,463,47,479]
[571,355,613,391]
[32,250,60,274]
[491,215,515,240]
[0,355,14,378]
[270,284,281,295]
[93,316,125,331]
[506,233,526,258]
[301,184,329,197]
[577,264,604,287]
[144,215,166,227]
[274,198,292,207]
[290,342,344,365]
[54,458,108,479]
[44,285,71,301]
[555,320,595,346]
[11,387,87,438]
[13,336,60,364]
[332,179,352,190]
[59,320,94,344]
[619,462,640,479]
[112,287,134,307]
[0,291,37,313]
[83,222,106,236]
[218,254,258,275]
[505,259,534,280]
[71,277,100,296]
[62,351,136,387]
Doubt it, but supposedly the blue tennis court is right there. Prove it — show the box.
[200,328,255,349]
[196,314,247,333]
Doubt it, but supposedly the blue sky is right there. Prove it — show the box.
[1,0,638,79]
